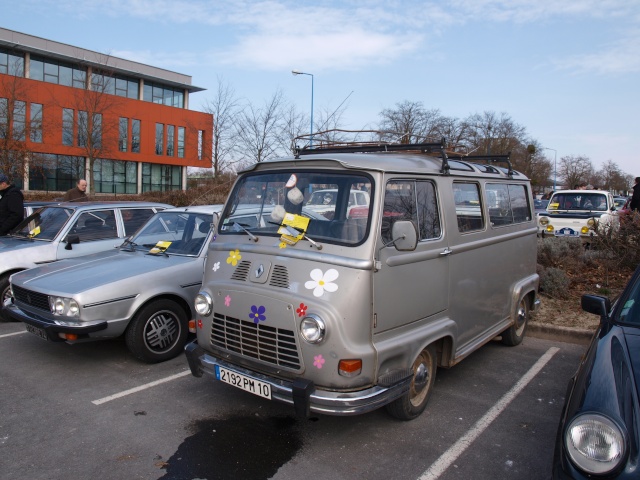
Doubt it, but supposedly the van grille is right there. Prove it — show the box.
[231,260,251,281]
[269,265,290,289]
[12,285,50,312]
[210,313,300,370]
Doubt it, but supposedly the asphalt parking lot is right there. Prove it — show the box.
[0,323,586,480]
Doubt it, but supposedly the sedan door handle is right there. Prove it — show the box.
[440,248,452,256]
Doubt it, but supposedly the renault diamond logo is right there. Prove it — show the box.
[255,264,265,278]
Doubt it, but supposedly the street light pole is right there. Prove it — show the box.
[543,147,557,191]
[292,70,314,148]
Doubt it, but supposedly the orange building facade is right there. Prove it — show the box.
[0,27,213,194]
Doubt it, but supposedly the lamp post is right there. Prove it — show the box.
[543,147,557,192]
[292,70,314,148]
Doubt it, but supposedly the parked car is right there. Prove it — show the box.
[613,195,628,209]
[0,201,171,318]
[534,198,549,213]
[304,188,370,219]
[552,264,640,478]
[6,205,223,363]
[538,190,618,241]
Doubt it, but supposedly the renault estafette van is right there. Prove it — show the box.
[186,138,539,420]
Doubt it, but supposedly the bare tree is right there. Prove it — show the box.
[378,101,443,143]
[512,141,553,190]
[597,160,629,193]
[559,155,593,189]
[463,111,527,156]
[277,103,308,154]
[202,76,241,177]
[234,89,285,165]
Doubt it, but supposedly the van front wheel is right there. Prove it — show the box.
[502,297,529,346]
[385,344,437,421]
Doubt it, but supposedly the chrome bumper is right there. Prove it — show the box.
[185,341,411,417]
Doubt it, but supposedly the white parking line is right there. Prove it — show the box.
[418,346,560,480]
[92,370,192,405]
[0,331,27,339]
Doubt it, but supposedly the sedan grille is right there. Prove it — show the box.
[12,285,50,312]
[210,313,300,370]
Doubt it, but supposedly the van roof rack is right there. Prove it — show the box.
[448,153,514,177]
[293,130,452,174]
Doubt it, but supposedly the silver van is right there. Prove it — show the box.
[186,140,539,420]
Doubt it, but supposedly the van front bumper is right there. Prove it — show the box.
[185,340,412,417]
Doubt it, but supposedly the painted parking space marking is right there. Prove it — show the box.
[0,331,27,339]
[92,370,191,405]
[418,346,560,480]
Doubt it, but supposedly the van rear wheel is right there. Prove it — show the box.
[385,344,437,421]
[502,297,529,346]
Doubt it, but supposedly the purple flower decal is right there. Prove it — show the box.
[249,305,266,324]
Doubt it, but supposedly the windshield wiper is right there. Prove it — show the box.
[232,222,259,242]
[120,239,139,251]
[270,222,322,250]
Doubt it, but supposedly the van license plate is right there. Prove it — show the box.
[215,365,272,400]
[25,324,48,340]
[555,228,579,237]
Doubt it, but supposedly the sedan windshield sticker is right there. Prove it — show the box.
[305,268,339,297]
[28,226,41,237]
[149,241,171,254]
[249,305,266,324]
[227,249,242,266]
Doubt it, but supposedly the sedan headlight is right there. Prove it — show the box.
[565,413,626,475]
[539,216,549,226]
[48,296,80,317]
[300,314,326,344]
[194,291,213,316]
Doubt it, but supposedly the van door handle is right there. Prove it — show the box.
[440,248,452,256]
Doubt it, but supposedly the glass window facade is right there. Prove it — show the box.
[92,113,102,148]
[91,71,138,99]
[142,163,182,192]
[62,108,74,146]
[13,100,26,141]
[0,48,24,76]
[132,119,141,153]
[166,125,174,156]
[197,130,204,160]
[0,98,7,139]
[30,103,43,143]
[155,123,163,155]
[78,110,87,147]
[93,158,138,194]
[29,154,85,191]
[177,126,185,158]
[119,117,128,152]
[30,56,86,88]
[143,81,184,108]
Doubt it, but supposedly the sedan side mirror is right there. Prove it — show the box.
[65,234,80,250]
[581,294,611,318]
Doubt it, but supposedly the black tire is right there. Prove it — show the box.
[0,273,15,322]
[502,296,529,346]
[385,344,437,421]
[125,299,188,363]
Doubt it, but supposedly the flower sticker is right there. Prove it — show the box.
[227,249,241,266]
[224,295,231,307]
[249,305,266,324]
[212,261,221,272]
[296,303,307,317]
[197,319,203,329]
[305,268,339,297]
[279,241,287,249]
[314,354,325,369]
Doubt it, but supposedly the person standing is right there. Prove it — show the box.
[63,179,89,202]
[630,177,640,212]
[0,174,24,236]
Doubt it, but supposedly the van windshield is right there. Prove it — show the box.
[220,171,372,245]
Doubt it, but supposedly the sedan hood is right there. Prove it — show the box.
[0,236,50,252]
[13,249,197,294]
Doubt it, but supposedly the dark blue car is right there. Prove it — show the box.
[553,265,640,478]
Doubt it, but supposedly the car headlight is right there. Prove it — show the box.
[587,218,596,228]
[539,216,549,226]
[300,314,326,344]
[49,296,80,317]
[565,413,626,475]
[194,291,213,316]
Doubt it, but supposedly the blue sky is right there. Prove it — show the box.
[3,0,639,176]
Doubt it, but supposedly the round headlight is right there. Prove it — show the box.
[194,292,213,316]
[300,314,326,344]
[546,225,554,232]
[581,226,590,234]
[587,218,596,227]
[68,299,79,316]
[53,297,65,315]
[565,414,626,475]
[539,217,549,226]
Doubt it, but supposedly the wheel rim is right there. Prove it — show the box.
[409,351,433,407]
[143,309,181,353]
[515,299,528,336]
[1,284,11,306]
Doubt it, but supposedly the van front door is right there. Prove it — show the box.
[374,179,449,333]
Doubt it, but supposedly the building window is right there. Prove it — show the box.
[0,98,7,139]
[93,158,137,194]
[62,108,74,146]
[30,103,43,143]
[29,154,85,191]
[92,113,102,149]
[13,100,26,141]
[119,117,128,152]
[155,123,164,155]
[78,111,88,147]
[142,163,181,192]
[197,130,204,160]
[143,81,184,108]
[91,72,139,99]
[30,56,86,88]
[177,127,185,158]
[166,125,174,156]
[132,119,141,153]
[0,48,24,76]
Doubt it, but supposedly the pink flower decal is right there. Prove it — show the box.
[224,295,231,307]
[296,303,307,317]
[313,354,325,369]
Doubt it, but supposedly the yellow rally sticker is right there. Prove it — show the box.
[149,241,172,254]
[278,213,310,245]
[28,226,41,237]
[549,203,559,210]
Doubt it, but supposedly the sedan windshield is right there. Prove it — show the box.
[126,212,213,256]
[548,193,608,212]
[219,171,372,245]
[12,207,74,241]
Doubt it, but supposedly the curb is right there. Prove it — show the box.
[527,321,594,345]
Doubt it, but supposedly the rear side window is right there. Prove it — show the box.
[453,182,484,232]
[71,210,118,242]
[121,208,156,236]
[485,183,531,226]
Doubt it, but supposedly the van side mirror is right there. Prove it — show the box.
[65,234,80,250]
[390,220,418,251]
[581,294,610,318]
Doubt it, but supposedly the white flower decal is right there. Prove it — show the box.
[305,268,339,297]
[212,261,220,272]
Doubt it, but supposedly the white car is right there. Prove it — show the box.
[305,189,370,219]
